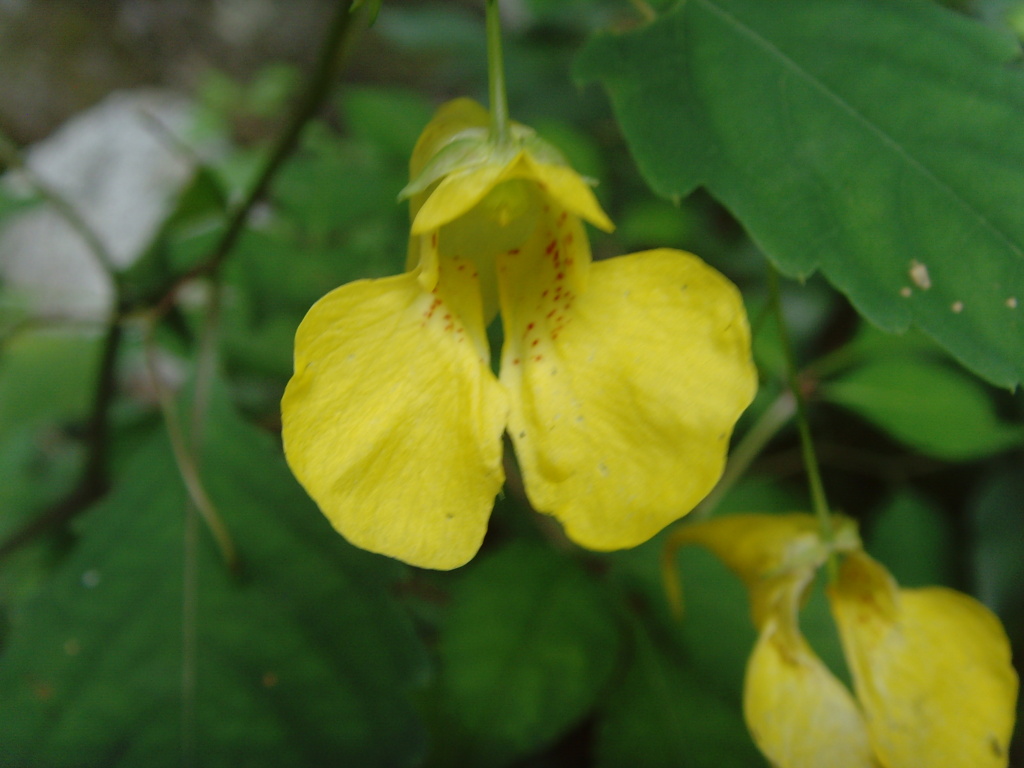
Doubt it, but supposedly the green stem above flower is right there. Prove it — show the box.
[486,0,511,147]
[768,268,838,577]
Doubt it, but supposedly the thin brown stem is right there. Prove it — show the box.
[0,321,123,558]
[153,0,367,317]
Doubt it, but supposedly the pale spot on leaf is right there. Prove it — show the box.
[909,260,931,290]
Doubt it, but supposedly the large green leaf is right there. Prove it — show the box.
[429,542,620,768]
[577,0,1024,387]
[821,358,1024,460]
[0,401,427,768]
[599,543,761,768]
[594,617,759,768]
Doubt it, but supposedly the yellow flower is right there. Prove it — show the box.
[281,99,757,569]
[673,514,1019,768]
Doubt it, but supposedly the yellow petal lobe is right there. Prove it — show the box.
[501,246,756,550]
[830,552,1019,768]
[746,617,878,768]
[521,154,614,232]
[281,260,508,570]
[408,97,490,189]
[411,152,613,237]
[669,513,832,630]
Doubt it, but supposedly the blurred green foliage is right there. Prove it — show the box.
[0,1,1021,766]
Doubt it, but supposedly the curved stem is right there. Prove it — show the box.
[690,389,797,521]
[153,0,366,317]
[486,0,511,146]
[144,322,238,572]
[767,268,837,577]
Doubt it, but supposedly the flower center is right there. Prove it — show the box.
[439,178,543,322]
[442,178,542,258]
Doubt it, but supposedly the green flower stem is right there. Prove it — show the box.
[690,389,797,521]
[486,0,511,146]
[144,322,238,573]
[661,389,797,616]
[768,268,838,578]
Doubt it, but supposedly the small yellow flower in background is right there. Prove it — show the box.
[672,513,1019,768]
[281,98,756,569]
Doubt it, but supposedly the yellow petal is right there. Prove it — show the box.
[500,245,757,550]
[521,153,613,232]
[745,570,877,768]
[412,152,614,236]
[411,162,509,236]
[281,259,508,570]
[667,513,828,630]
[746,617,878,768]
[829,552,1019,768]
[408,97,490,188]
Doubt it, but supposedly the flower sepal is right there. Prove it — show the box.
[399,115,580,202]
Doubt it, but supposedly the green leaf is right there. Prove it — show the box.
[594,617,759,768]
[0,329,103,433]
[120,166,228,304]
[577,0,1024,387]
[430,542,620,768]
[341,87,435,159]
[866,490,955,588]
[0,400,427,768]
[970,466,1024,626]
[821,358,1024,460]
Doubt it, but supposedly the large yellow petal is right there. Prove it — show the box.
[746,618,878,768]
[745,568,878,768]
[829,552,1019,768]
[281,258,508,570]
[500,245,757,550]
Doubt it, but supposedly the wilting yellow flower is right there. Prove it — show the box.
[672,514,1019,768]
[281,99,756,569]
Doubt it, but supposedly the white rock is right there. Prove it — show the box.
[0,89,195,321]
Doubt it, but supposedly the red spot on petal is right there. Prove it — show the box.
[564,233,574,245]
[531,339,539,347]
[431,233,438,247]
[556,272,565,280]
[558,211,567,226]
[513,358,520,365]
[534,355,543,362]
[546,240,557,255]
[508,248,519,255]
